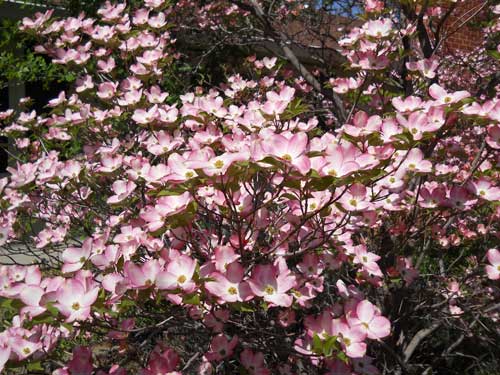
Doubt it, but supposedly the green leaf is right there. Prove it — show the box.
[46,302,59,317]
[27,361,44,371]
[312,333,323,355]
[311,333,338,357]
[323,335,338,357]
[232,302,255,313]
[487,49,500,60]
[154,188,187,196]
[182,293,200,305]
[61,322,74,332]
[2,298,24,310]
[392,133,412,144]
[281,98,310,120]
[337,350,349,363]
[308,176,335,191]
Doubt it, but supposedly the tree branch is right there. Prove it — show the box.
[230,0,347,123]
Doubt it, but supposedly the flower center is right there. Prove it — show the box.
[228,287,238,295]
[72,302,80,311]
[264,285,275,295]
[214,160,224,169]
[177,275,187,284]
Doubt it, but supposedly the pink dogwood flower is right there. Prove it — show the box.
[240,348,271,375]
[406,57,439,79]
[362,19,392,38]
[107,180,136,204]
[320,143,360,178]
[485,125,500,149]
[213,245,240,272]
[146,131,181,156]
[67,346,93,375]
[248,260,296,307]
[485,249,500,280]
[364,0,384,12]
[10,337,42,361]
[400,148,432,173]
[348,300,391,340]
[97,82,118,100]
[339,184,373,211]
[429,84,470,105]
[54,279,99,322]
[468,178,500,201]
[141,345,181,375]
[205,334,239,362]
[205,263,253,303]
[337,323,367,358]
[156,255,197,292]
[124,259,162,289]
[260,132,310,174]
[397,111,441,140]
[392,95,423,113]
[353,245,383,277]
[343,111,382,138]
[262,86,295,116]
[62,238,92,273]
[140,192,192,231]
[132,105,158,125]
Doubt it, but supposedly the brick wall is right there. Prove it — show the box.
[441,0,486,52]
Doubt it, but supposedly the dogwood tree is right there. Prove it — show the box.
[0,0,499,374]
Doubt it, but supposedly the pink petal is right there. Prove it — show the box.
[81,288,99,307]
[124,262,147,287]
[429,84,447,100]
[345,342,367,358]
[485,265,500,280]
[20,286,44,306]
[0,345,11,371]
[265,292,292,307]
[487,249,500,265]
[356,300,375,322]
[156,271,177,290]
[368,316,391,339]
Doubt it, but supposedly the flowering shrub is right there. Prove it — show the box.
[0,0,499,374]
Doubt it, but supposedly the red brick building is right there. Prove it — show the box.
[441,0,486,52]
